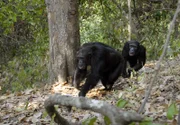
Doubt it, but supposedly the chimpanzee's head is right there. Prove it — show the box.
[128,40,140,56]
[76,47,92,70]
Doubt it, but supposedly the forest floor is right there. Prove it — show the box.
[0,57,180,125]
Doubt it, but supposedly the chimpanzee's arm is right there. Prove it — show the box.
[78,61,103,97]
[121,59,131,78]
[72,68,87,89]
[121,42,132,77]
[132,45,146,71]
[109,56,128,80]
[132,59,144,71]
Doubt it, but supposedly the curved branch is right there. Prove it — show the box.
[44,94,143,125]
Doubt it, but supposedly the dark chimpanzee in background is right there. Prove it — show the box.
[122,40,146,78]
[72,42,125,97]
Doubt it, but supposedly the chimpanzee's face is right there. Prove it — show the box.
[129,43,139,56]
[76,48,91,70]
[77,57,86,70]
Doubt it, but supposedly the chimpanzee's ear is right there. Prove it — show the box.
[125,41,129,49]
[135,41,140,54]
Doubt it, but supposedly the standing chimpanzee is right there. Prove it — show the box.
[122,40,146,78]
[72,42,125,97]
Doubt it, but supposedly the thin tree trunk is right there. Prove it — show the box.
[45,0,80,84]
[128,0,132,40]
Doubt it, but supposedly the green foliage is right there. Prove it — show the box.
[104,115,111,125]
[116,98,128,108]
[1,0,179,93]
[79,1,105,43]
[82,117,97,125]
[24,101,29,110]
[166,39,180,58]
[139,122,162,125]
[1,40,48,92]
[51,113,56,125]
[79,0,180,59]
[138,117,153,125]
[0,0,48,93]
[130,117,164,125]
[79,1,126,49]
[0,0,46,35]
[167,102,178,120]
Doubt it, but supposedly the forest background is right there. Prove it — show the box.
[0,0,179,92]
[0,0,180,124]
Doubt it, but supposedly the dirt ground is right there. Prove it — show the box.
[0,57,180,125]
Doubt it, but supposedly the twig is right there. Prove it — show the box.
[138,0,180,114]
[178,105,180,125]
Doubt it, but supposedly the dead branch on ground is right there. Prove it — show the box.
[44,94,143,125]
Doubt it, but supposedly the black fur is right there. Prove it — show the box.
[72,42,124,97]
[122,40,146,77]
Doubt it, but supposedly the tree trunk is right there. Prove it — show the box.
[45,0,80,84]
[128,0,132,40]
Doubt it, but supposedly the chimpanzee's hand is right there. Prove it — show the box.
[122,69,131,78]
[128,69,132,75]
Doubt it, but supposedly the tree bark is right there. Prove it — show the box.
[128,0,132,40]
[44,94,144,125]
[45,0,80,84]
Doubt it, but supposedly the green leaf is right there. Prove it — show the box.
[139,121,161,125]
[167,103,178,120]
[116,98,128,108]
[138,117,160,125]
[104,116,111,125]
[82,117,97,125]
[50,113,56,125]
[129,122,136,125]
[42,111,48,118]
[24,101,29,110]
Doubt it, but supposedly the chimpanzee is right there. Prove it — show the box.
[72,42,125,97]
[122,40,146,77]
